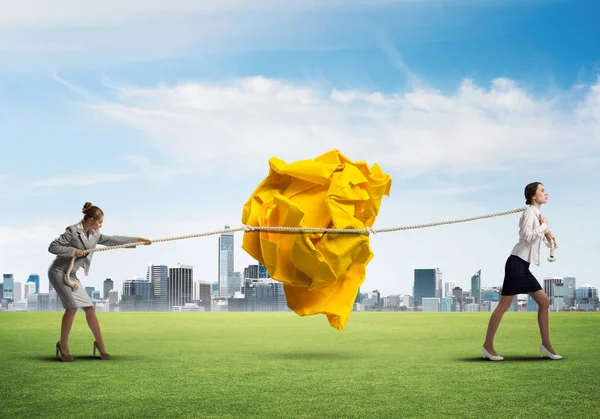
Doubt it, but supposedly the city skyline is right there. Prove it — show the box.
[0,256,591,300]
[4,261,597,313]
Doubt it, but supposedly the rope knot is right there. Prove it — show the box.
[366,227,376,235]
[243,225,256,232]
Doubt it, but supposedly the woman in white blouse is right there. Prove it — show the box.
[482,182,562,361]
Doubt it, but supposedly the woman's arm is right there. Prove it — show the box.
[519,209,548,243]
[48,227,78,257]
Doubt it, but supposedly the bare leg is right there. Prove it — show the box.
[529,290,556,353]
[60,308,77,355]
[483,295,516,355]
[82,306,108,354]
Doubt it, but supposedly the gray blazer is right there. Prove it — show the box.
[48,221,137,276]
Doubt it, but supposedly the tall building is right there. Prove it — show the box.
[218,225,234,297]
[2,274,14,301]
[103,278,114,300]
[13,282,22,302]
[229,272,242,295]
[85,286,95,297]
[436,270,444,298]
[108,289,120,307]
[444,281,456,297]
[258,263,269,278]
[413,269,437,306]
[481,287,500,303]
[453,287,463,311]
[121,277,153,311]
[244,264,259,280]
[27,274,40,294]
[244,263,270,282]
[562,277,576,309]
[193,281,212,301]
[193,281,212,311]
[147,264,169,311]
[240,278,288,312]
[211,282,219,297]
[543,276,563,299]
[576,283,599,311]
[471,270,481,305]
[169,263,193,311]
[24,282,36,298]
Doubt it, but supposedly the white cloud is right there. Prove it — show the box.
[80,76,600,178]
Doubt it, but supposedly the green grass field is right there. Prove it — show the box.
[1,311,599,418]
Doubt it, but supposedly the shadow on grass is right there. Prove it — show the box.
[30,355,145,362]
[458,356,559,363]
[264,351,365,360]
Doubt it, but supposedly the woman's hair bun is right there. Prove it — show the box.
[82,202,93,214]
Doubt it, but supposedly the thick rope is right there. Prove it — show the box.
[548,238,556,263]
[63,206,555,289]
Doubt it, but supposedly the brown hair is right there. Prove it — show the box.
[82,202,104,221]
[524,182,542,205]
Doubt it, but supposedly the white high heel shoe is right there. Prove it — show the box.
[482,346,504,361]
[540,344,562,360]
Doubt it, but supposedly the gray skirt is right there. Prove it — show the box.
[48,265,93,310]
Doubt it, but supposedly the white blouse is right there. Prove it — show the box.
[510,205,555,266]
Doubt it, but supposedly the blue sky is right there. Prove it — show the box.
[1,0,598,298]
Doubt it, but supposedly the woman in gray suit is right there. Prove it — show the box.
[48,202,151,362]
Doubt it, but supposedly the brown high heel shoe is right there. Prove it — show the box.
[56,341,73,362]
[93,341,111,360]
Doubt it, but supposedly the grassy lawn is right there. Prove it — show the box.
[1,311,599,418]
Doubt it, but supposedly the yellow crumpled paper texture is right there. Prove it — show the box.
[241,150,392,330]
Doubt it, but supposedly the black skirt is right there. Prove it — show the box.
[501,254,543,296]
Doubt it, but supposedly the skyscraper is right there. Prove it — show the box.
[147,264,169,311]
[27,274,40,294]
[229,272,242,295]
[103,278,114,300]
[24,282,36,298]
[2,274,14,301]
[444,281,456,298]
[436,270,444,298]
[562,277,576,309]
[413,269,437,306]
[543,276,563,300]
[121,277,153,311]
[453,287,463,311]
[193,281,212,301]
[471,270,481,305]
[169,263,193,311]
[218,225,234,297]
[13,282,22,302]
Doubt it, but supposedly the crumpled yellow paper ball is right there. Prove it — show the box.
[241,150,392,330]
